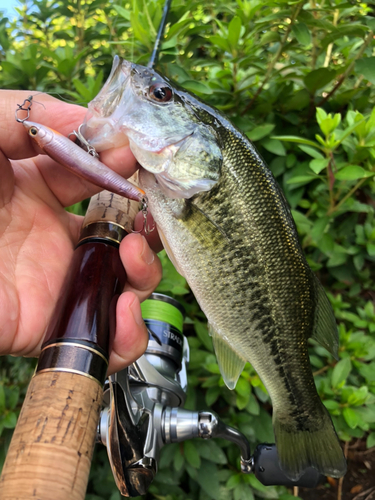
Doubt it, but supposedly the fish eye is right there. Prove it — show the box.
[29,127,38,136]
[149,84,173,103]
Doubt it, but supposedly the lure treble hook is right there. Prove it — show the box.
[133,196,156,235]
[69,124,100,158]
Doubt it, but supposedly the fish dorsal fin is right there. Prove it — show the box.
[311,278,339,360]
[157,226,185,277]
[209,324,246,390]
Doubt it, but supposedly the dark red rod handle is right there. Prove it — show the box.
[0,240,126,500]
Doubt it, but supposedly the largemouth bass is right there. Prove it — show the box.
[82,56,347,481]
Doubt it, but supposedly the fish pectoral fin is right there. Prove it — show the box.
[190,202,230,243]
[157,226,185,277]
[311,278,339,360]
[209,324,246,390]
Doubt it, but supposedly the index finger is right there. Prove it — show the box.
[0,90,85,160]
[0,91,139,207]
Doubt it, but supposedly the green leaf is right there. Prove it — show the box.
[335,165,368,181]
[347,386,368,406]
[234,483,255,500]
[208,35,231,52]
[319,113,342,136]
[246,394,260,415]
[205,363,221,374]
[72,78,92,101]
[316,108,328,125]
[331,358,352,388]
[226,473,241,489]
[260,31,280,45]
[228,16,241,49]
[292,22,311,45]
[182,80,213,95]
[236,392,250,410]
[354,254,365,271]
[332,119,366,149]
[286,154,296,168]
[6,386,19,411]
[247,474,269,493]
[310,158,329,174]
[195,440,227,465]
[173,449,184,472]
[299,145,325,159]
[304,68,336,93]
[236,378,251,398]
[184,440,201,468]
[194,320,213,351]
[311,216,330,241]
[283,89,310,111]
[246,124,275,142]
[343,407,359,429]
[327,252,348,267]
[261,138,286,156]
[202,375,220,388]
[206,386,220,406]
[196,460,220,499]
[355,57,375,86]
[287,175,317,185]
[323,400,340,411]
[367,432,375,448]
[2,411,17,429]
[291,210,313,234]
[113,5,131,20]
[159,443,178,469]
[274,136,323,149]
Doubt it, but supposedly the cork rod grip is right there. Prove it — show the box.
[0,371,102,500]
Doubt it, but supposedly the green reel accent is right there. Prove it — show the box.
[141,295,184,332]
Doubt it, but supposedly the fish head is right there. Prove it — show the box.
[82,56,222,198]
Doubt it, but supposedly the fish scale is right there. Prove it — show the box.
[83,57,347,481]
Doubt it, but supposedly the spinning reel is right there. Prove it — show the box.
[97,294,323,497]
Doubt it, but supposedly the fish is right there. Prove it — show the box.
[82,56,347,481]
[23,120,144,202]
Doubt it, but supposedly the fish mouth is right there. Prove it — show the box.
[82,56,189,153]
[80,56,132,150]
[89,56,132,119]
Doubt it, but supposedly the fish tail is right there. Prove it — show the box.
[273,406,347,481]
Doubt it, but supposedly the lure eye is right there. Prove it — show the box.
[29,127,38,136]
[149,84,173,103]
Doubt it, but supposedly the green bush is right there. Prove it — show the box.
[0,1,374,499]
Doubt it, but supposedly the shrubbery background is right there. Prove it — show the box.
[0,1,374,499]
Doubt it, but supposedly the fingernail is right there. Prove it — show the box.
[130,298,144,327]
[141,235,155,265]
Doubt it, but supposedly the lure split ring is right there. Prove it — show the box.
[15,96,34,123]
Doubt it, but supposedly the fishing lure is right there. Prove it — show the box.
[15,97,144,202]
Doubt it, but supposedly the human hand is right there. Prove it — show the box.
[0,90,162,374]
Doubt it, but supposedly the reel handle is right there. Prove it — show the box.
[252,444,324,488]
